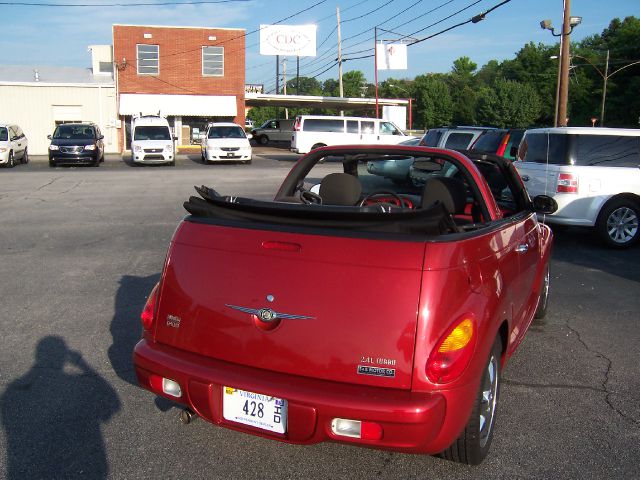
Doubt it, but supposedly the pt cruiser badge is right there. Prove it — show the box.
[225,304,315,322]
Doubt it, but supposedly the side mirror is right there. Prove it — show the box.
[246,133,253,140]
[98,135,104,140]
[509,146,518,158]
[47,134,52,140]
[533,195,558,215]
[173,136,178,141]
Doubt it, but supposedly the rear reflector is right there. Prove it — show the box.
[331,418,383,440]
[149,374,182,398]
[557,173,579,193]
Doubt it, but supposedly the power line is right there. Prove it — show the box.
[0,0,247,6]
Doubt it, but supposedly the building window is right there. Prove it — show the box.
[137,44,159,75]
[202,46,224,76]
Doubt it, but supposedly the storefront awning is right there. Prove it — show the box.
[119,93,237,117]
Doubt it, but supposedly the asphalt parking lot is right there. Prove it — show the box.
[1,147,639,479]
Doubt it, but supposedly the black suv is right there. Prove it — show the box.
[48,123,105,167]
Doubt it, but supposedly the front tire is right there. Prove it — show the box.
[441,337,501,465]
[8,152,15,168]
[22,148,29,164]
[311,143,326,151]
[596,198,640,248]
[258,135,269,145]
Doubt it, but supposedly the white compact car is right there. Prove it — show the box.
[0,123,29,167]
[201,123,252,164]
[131,115,176,166]
[515,127,640,248]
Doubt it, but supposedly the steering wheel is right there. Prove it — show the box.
[359,191,407,209]
[300,188,323,205]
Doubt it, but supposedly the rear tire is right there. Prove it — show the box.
[22,148,29,164]
[311,143,326,151]
[595,198,640,248]
[534,265,550,319]
[440,337,501,465]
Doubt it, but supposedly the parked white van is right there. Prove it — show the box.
[514,127,640,248]
[290,115,407,154]
[0,123,28,168]
[131,114,176,166]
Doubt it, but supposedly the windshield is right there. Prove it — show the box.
[53,125,95,139]
[0,127,7,142]
[207,126,246,139]
[134,126,171,141]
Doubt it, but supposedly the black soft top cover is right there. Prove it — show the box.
[184,186,457,236]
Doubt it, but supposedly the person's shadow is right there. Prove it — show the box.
[1,336,121,479]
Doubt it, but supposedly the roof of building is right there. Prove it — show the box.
[0,65,114,85]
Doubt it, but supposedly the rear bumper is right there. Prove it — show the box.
[134,339,464,454]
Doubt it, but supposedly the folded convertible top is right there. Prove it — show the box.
[183,185,457,235]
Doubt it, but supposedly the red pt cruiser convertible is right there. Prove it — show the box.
[133,146,556,465]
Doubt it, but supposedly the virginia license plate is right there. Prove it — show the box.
[222,387,287,434]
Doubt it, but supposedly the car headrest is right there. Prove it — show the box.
[319,173,362,206]
[421,177,467,214]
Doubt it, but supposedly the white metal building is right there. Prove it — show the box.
[0,46,118,155]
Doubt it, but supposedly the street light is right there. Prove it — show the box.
[388,84,413,130]
[571,52,640,126]
[540,0,580,127]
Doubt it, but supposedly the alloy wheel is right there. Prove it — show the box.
[606,206,638,244]
[479,352,499,448]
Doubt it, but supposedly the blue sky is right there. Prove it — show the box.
[1,0,638,91]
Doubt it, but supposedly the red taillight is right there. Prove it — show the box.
[557,173,578,193]
[426,317,476,384]
[496,133,510,157]
[141,283,160,331]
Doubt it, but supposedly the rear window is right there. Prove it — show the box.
[519,133,569,165]
[302,119,345,133]
[472,131,506,153]
[574,135,639,167]
[134,126,171,141]
[444,132,474,150]
[207,126,246,139]
[421,130,443,146]
[0,127,7,141]
[53,125,96,139]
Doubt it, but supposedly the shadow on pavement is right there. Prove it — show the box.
[549,224,640,283]
[109,273,160,385]
[1,336,120,479]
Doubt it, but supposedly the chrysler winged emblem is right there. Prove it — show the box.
[225,304,315,322]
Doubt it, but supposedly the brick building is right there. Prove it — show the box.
[112,24,246,151]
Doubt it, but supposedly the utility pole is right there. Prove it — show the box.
[557,0,571,127]
[600,49,609,126]
[337,6,344,116]
[276,55,280,119]
[283,58,288,119]
[374,26,379,118]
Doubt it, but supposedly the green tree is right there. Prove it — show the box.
[476,79,541,128]
[413,74,453,128]
[285,76,323,96]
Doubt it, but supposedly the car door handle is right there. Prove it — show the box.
[515,244,529,253]
[521,175,530,182]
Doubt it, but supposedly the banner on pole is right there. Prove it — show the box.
[260,24,317,57]
[376,43,407,70]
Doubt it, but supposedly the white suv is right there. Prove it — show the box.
[201,123,252,164]
[514,127,640,248]
[0,123,29,168]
